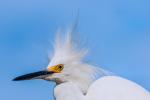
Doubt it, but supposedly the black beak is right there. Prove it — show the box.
[13,70,54,81]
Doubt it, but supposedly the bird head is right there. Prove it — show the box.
[13,30,109,93]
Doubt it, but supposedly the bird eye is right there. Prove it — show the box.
[48,64,64,73]
[58,65,62,69]
[57,64,64,70]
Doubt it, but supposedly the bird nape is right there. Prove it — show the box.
[13,29,150,100]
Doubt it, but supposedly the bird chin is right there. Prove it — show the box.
[44,77,64,84]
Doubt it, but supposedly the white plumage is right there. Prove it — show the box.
[86,76,150,100]
[50,30,150,100]
[54,76,150,100]
[14,29,150,100]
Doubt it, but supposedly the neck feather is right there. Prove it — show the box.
[70,63,110,94]
[54,63,111,100]
[54,82,85,100]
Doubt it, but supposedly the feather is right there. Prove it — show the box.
[49,29,88,66]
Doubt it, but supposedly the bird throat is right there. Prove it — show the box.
[54,82,85,100]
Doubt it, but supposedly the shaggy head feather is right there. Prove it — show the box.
[46,29,111,94]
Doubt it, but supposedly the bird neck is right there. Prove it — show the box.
[53,64,110,100]
[54,82,85,100]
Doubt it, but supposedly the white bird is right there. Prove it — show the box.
[13,30,150,100]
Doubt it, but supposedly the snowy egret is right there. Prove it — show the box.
[13,30,150,100]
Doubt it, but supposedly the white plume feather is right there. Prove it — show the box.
[49,29,88,66]
[48,28,113,93]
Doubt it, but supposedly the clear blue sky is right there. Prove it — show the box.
[0,0,150,100]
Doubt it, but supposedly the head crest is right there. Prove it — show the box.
[49,29,87,66]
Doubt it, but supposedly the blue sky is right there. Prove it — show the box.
[0,0,150,100]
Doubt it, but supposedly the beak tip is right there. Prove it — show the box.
[12,77,22,81]
[12,78,16,81]
[12,76,30,81]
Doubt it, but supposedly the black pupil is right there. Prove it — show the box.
[59,65,62,69]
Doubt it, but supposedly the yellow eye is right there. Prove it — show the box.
[57,64,64,70]
[48,64,64,73]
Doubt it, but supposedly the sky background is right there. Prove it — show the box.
[0,0,150,100]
